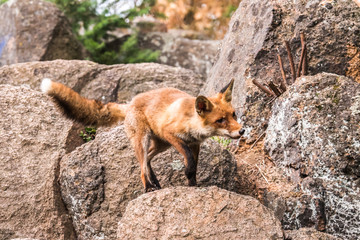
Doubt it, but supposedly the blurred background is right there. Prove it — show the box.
[97,0,241,39]
[0,0,241,65]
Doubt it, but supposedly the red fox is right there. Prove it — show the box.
[41,78,244,192]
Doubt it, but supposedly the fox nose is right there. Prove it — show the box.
[239,129,245,135]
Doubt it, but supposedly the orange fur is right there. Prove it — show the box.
[44,81,127,126]
[42,78,243,192]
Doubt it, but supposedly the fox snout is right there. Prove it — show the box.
[228,127,245,139]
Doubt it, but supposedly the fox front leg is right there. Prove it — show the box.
[164,133,199,186]
[187,144,200,186]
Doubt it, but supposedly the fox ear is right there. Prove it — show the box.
[220,78,234,102]
[195,96,213,116]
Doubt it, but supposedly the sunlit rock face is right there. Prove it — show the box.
[0,0,85,66]
[0,85,78,240]
[265,73,360,239]
[202,0,360,141]
[117,187,283,240]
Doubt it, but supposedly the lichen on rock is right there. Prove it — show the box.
[265,73,360,239]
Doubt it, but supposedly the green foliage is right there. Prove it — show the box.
[0,0,8,5]
[119,33,160,63]
[47,0,159,65]
[211,136,232,149]
[48,0,98,32]
[223,5,237,18]
[79,127,97,142]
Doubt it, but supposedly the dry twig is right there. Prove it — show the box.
[268,81,282,97]
[277,54,287,92]
[252,79,276,96]
[297,46,306,77]
[300,32,308,76]
[255,163,269,184]
[285,41,296,83]
[250,131,266,149]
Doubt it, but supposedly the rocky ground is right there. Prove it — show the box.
[0,0,359,239]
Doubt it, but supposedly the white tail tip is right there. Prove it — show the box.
[41,78,53,93]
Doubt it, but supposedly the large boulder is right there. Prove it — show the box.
[59,125,241,240]
[117,186,284,239]
[0,0,85,66]
[0,60,204,103]
[264,73,360,239]
[0,85,81,239]
[202,0,360,140]
[138,32,219,77]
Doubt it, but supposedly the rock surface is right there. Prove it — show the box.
[0,60,204,103]
[117,186,283,239]
[0,85,79,239]
[59,125,241,240]
[138,32,219,77]
[201,0,360,141]
[284,228,340,240]
[264,73,360,239]
[0,0,84,66]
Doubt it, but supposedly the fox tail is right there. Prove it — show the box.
[41,78,127,127]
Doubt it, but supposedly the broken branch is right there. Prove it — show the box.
[277,54,287,92]
[296,33,306,77]
[252,79,276,96]
[297,41,307,77]
[250,131,266,149]
[300,32,308,76]
[285,41,296,83]
[268,81,282,97]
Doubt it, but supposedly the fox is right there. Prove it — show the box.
[41,78,244,192]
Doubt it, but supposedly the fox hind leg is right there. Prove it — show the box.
[133,133,170,192]
[145,138,171,191]
[125,111,160,192]
[137,133,160,192]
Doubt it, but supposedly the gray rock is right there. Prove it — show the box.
[0,60,97,91]
[117,186,284,239]
[138,32,219,77]
[0,60,204,103]
[284,228,340,240]
[80,62,205,103]
[0,0,85,66]
[59,125,241,240]
[201,0,360,140]
[265,73,360,239]
[0,85,80,239]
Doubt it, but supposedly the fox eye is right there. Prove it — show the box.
[216,118,226,124]
[232,112,236,119]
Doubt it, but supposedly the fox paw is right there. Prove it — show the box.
[145,184,161,193]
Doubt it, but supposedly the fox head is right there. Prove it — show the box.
[195,79,244,139]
